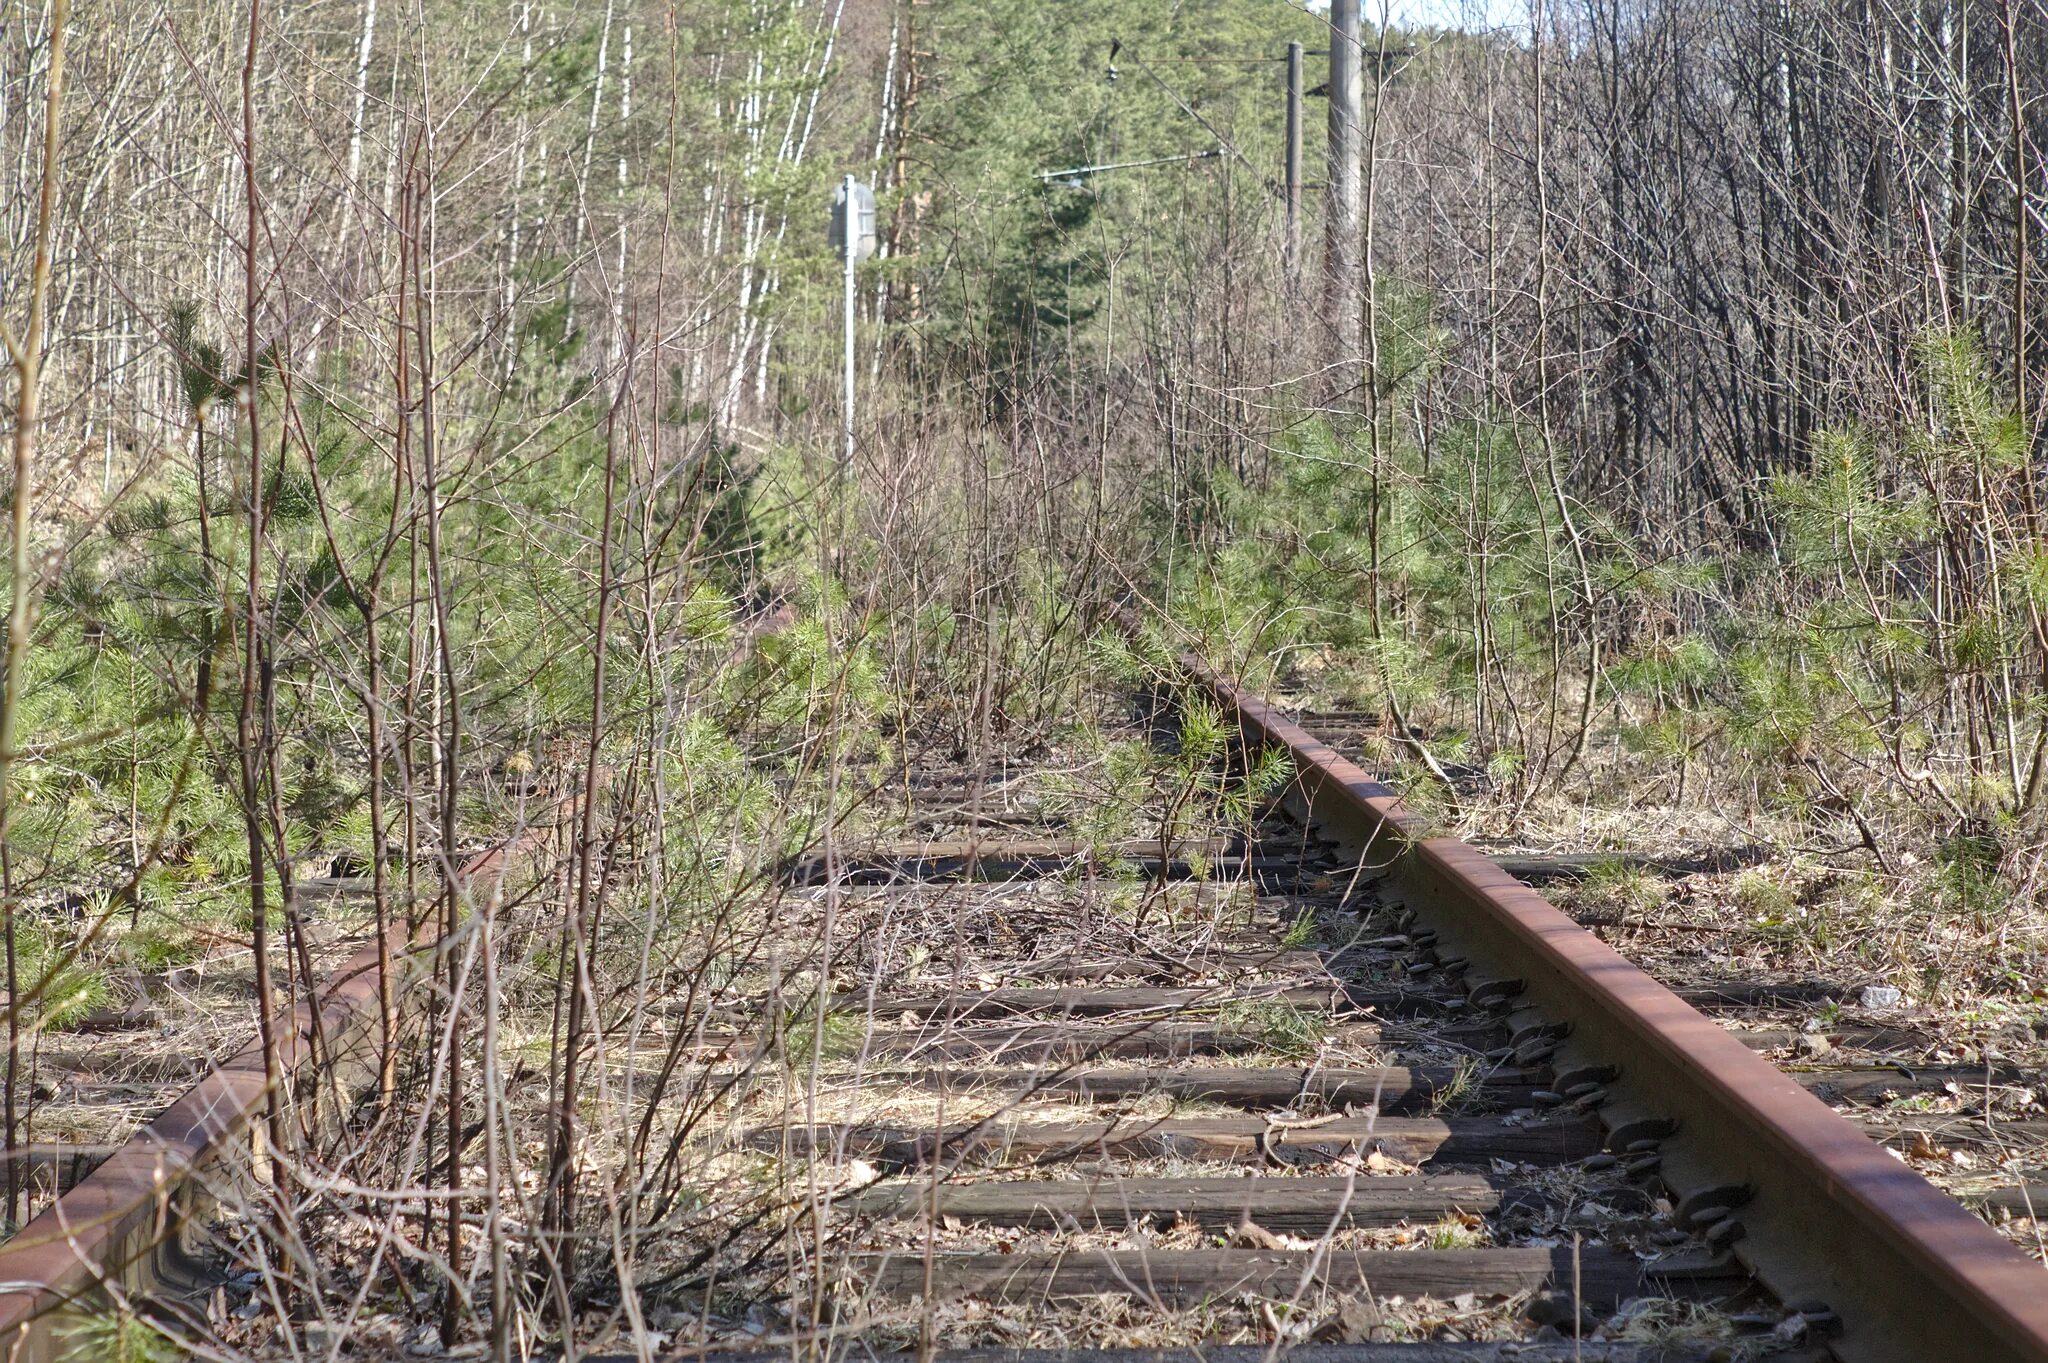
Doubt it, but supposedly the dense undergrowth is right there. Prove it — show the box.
[0,0,2044,1354]
[1153,327,2048,1006]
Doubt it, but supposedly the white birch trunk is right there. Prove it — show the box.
[347,0,378,185]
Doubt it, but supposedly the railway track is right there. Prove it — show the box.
[0,621,2045,1361]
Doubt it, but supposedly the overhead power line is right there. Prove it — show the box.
[1034,148,1224,186]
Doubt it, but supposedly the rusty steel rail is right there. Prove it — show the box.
[1168,645,2048,1363]
[0,830,531,1361]
[0,604,794,1359]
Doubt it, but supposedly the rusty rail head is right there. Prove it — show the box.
[0,600,795,1358]
[0,919,423,1359]
[1171,647,2048,1363]
[0,823,532,1361]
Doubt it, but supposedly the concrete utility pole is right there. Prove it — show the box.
[1284,40,1303,290]
[1325,0,1363,378]
[829,176,876,473]
[842,174,858,470]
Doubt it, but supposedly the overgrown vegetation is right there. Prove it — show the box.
[1161,326,2048,1001]
[0,0,2044,1353]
